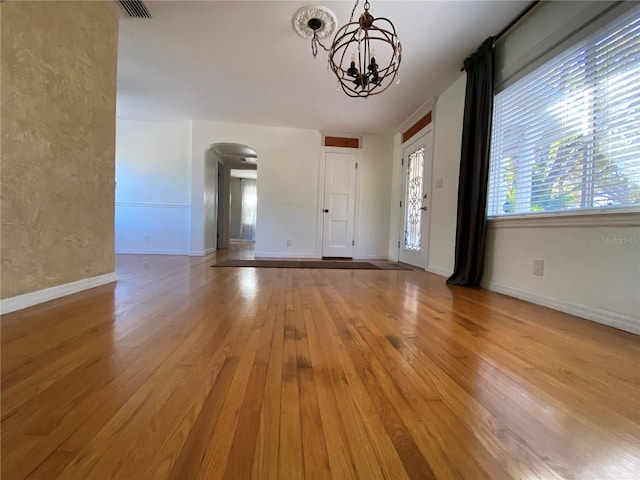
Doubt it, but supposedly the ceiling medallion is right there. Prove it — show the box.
[294,0,401,98]
[292,6,338,57]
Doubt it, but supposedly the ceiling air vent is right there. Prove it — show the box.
[118,0,152,19]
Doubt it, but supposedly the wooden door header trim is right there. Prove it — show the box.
[402,111,432,144]
[324,136,360,149]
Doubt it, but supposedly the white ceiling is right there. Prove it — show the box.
[116,0,528,134]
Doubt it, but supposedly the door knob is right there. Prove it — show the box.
[419,206,427,211]
[323,209,329,213]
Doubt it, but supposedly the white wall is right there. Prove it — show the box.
[230,177,242,239]
[203,152,217,253]
[191,121,322,258]
[484,220,640,334]
[428,74,465,277]
[355,135,394,259]
[190,121,394,259]
[217,164,232,250]
[387,133,403,261]
[115,119,192,254]
[421,73,640,334]
[117,119,394,259]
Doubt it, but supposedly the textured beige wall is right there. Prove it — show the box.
[1,1,118,298]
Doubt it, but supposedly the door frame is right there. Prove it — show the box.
[398,127,433,269]
[316,147,360,258]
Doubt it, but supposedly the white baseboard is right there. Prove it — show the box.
[189,247,216,257]
[481,279,640,335]
[254,251,319,259]
[0,272,117,315]
[354,254,387,260]
[426,266,452,278]
[116,248,189,255]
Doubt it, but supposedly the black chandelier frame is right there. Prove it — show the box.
[308,0,402,98]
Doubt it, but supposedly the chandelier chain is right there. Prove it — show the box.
[311,32,330,58]
[348,0,360,23]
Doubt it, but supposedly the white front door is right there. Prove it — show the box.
[322,152,357,258]
[399,131,433,269]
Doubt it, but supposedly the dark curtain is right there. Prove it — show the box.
[447,37,495,287]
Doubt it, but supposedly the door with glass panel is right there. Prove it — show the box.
[399,131,432,269]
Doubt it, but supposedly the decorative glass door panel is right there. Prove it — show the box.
[399,130,432,270]
[404,147,425,251]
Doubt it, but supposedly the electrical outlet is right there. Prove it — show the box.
[533,259,544,276]
[144,235,150,243]
[435,178,444,189]
[286,239,292,247]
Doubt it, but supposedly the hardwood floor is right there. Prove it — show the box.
[2,245,639,479]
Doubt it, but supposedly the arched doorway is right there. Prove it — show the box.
[205,143,258,256]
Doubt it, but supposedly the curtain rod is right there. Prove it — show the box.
[461,0,540,72]
[494,0,540,43]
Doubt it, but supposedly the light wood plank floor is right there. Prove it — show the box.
[2,245,639,479]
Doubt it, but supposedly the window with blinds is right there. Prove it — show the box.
[488,7,640,217]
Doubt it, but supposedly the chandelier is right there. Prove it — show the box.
[293,0,402,98]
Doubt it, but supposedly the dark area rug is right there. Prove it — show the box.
[213,259,411,270]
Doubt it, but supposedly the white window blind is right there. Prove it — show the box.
[488,7,640,217]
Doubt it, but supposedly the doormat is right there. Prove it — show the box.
[212,259,412,270]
